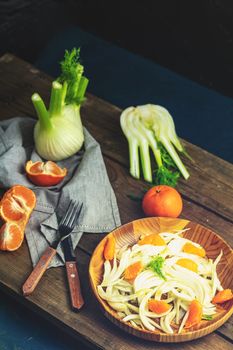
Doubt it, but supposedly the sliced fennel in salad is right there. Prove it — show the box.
[98,229,224,334]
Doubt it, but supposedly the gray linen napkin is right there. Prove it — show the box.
[0,117,121,267]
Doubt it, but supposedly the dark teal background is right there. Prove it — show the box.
[1,26,232,350]
[36,27,233,164]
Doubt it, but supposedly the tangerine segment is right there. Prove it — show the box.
[8,185,36,210]
[0,222,24,251]
[148,299,171,314]
[138,233,165,246]
[103,235,115,261]
[124,261,143,281]
[28,160,66,176]
[182,242,206,258]
[185,299,203,328]
[212,289,233,304]
[0,197,25,222]
[26,160,67,186]
[176,258,198,273]
[0,185,36,222]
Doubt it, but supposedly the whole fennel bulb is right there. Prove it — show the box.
[120,104,191,186]
[32,48,89,161]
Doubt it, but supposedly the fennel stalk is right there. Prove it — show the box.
[32,48,89,161]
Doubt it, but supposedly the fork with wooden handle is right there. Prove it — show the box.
[22,201,84,310]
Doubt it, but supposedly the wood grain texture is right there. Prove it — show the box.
[0,54,232,222]
[65,261,84,310]
[22,246,57,296]
[77,157,233,253]
[82,97,233,222]
[0,242,232,350]
[0,54,232,348]
[89,217,233,342]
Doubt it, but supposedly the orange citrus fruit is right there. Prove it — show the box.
[0,222,24,251]
[0,197,25,222]
[103,235,115,261]
[0,185,36,222]
[176,258,198,273]
[142,185,183,218]
[182,242,206,258]
[124,261,143,281]
[148,299,171,314]
[138,233,165,246]
[26,160,67,186]
[212,289,233,304]
[185,300,203,328]
[0,185,36,251]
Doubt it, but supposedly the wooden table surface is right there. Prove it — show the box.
[0,53,232,350]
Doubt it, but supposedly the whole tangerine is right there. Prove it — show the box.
[142,185,183,218]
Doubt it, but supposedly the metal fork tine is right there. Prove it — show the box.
[60,200,73,226]
[63,201,76,227]
[58,200,83,236]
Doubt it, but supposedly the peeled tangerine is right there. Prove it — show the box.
[148,299,171,314]
[124,262,143,281]
[103,235,116,261]
[185,300,203,328]
[0,222,24,251]
[26,160,67,186]
[138,233,165,246]
[182,242,206,258]
[0,185,36,251]
[212,289,233,304]
[176,258,198,273]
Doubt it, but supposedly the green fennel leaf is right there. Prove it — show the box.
[202,315,213,321]
[153,166,180,187]
[59,47,81,81]
[58,47,88,105]
[147,256,166,280]
[158,142,176,168]
[152,142,181,187]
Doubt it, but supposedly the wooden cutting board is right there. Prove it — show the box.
[0,53,232,350]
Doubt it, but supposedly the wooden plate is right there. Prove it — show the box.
[89,217,233,342]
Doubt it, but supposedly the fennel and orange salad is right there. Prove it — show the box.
[97,230,233,334]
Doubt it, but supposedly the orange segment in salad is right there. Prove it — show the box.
[138,233,165,246]
[182,242,206,258]
[185,299,203,328]
[103,235,115,261]
[212,289,233,304]
[176,258,198,273]
[124,261,143,281]
[148,299,171,314]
